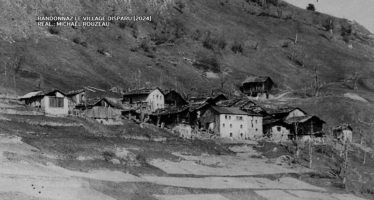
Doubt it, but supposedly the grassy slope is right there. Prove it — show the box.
[0,1,374,136]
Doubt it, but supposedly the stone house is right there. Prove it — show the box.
[200,106,263,140]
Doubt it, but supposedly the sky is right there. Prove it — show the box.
[283,0,374,33]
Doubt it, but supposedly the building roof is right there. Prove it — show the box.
[242,76,273,85]
[19,90,66,100]
[265,107,307,120]
[211,106,248,115]
[66,89,85,97]
[333,124,353,131]
[19,91,43,99]
[263,116,285,126]
[189,102,209,112]
[91,97,128,110]
[123,87,163,97]
[285,115,325,124]
[151,105,190,116]
[164,90,188,105]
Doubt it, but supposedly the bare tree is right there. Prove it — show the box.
[313,66,322,97]
[292,122,301,161]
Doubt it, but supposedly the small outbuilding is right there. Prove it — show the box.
[20,90,69,116]
[333,124,353,143]
[285,115,325,140]
[83,97,124,125]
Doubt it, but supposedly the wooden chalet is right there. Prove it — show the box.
[149,106,190,128]
[240,76,274,98]
[164,90,188,107]
[83,97,126,125]
[285,115,325,140]
[122,88,164,113]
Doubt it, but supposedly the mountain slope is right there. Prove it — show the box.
[1,0,374,139]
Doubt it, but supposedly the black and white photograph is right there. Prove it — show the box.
[0,0,374,199]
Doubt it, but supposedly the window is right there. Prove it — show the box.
[49,97,64,108]
[240,125,243,129]
[230,124,232,128]
[256,128,258,131]
[229,116,231,120]
[236,116,243,120]
[240,133,243,138]
[230,133,233,137]
[222,123,225,127]
[225,115,228,119]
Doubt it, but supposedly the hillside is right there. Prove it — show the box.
[1,0,374,138]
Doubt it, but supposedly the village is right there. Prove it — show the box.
[18,75,352,144]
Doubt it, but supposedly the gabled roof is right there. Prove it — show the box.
[19,91,43,99]
[211,106,248,115]
[151,105,190,116]
[123,87,163,96]
[66,89,85,97]
[242,76,273,85]
[333,124,353,131]
[92,97,127,110]
[263,116,286,126]
[285,115,325,125]
[265,107,307,119]
[164,90,188,105]
[44,90,66,96]
[189,102,210,112]
[19,90,66,100]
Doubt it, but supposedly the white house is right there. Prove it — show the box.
[122,88,164,112]
[200,106,263,140]
[19,90,69,116]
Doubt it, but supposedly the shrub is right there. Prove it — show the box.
[306,4,316,11]
[72,37,81,44]
[322,18,334,32]
[102,151,115,162]
[175,0,186,10]
[231,41,243,54]
[191,29,202,41]
[80,41,88,48]
[48,27,60,35]
[203,32,227,51]
[193,52,221,73]
[118,21,127,29]
[140,39,151,52]
[341,25,353,43]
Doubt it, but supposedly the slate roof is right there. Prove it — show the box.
[242,76,273,85]
[211,106,248,115]
[123,87,163,96]
[19,91,43,99]
[66,89,85,97]
[19,90,66,100]
[285,115,325,124]
[151,105,190,116]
